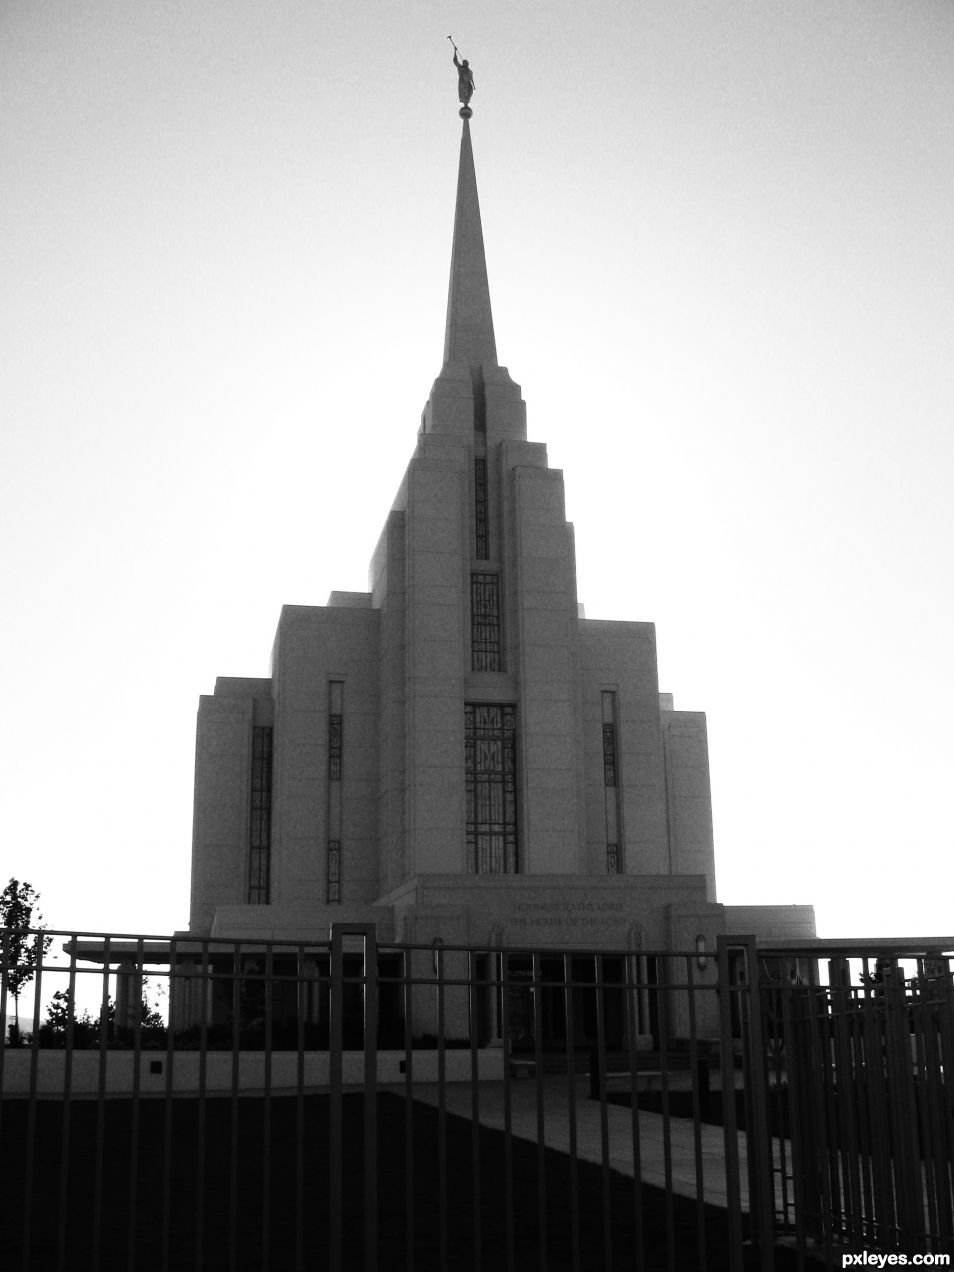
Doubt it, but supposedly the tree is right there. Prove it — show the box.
[40,983,168,1049]
[140,976,166,1032]
[45,987,72,1035]
[40,989,115,1048]
[1,878,53,1044]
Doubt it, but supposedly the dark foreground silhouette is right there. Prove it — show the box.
[3,1091,815,1270]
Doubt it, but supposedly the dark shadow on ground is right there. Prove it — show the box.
[3,1092,820,1270]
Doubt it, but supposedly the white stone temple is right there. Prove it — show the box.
[183,110,815,1035]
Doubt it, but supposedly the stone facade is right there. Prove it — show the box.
[185,118,815,1039]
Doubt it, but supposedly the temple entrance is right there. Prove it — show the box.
[503,954,657,1054]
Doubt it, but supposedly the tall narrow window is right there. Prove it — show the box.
[248,726,273,903]
[475,457,489,560]
[327,681,343,903]
[602,691,622,874]
[471,572,501,671]
[465,704,518,873]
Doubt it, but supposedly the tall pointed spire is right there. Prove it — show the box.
[443,119,497,374]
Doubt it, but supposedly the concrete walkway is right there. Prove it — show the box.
[399,1076,759,1211]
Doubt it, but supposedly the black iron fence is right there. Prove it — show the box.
[759,942,954,1263]
[2,927,953,1270]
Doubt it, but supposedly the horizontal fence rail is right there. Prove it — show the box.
[2,927,953,1271]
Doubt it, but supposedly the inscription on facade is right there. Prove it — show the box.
[511,900,628,931]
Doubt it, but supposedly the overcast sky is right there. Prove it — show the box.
[2,0,952,944]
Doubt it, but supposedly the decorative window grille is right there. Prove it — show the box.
[475,457,489,560]
[328,714,342,780]
[601,692,622,874]
[327,840,341,903]
[465,704,518,873]
[327,682,343,903]
[248,726,273,904]
[602,724,617,787]
[471,572,501,671]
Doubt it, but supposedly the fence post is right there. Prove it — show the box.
[718,936,776,1271]
[330,923,378,1272]
[739,936,776,1268]
[716,936,746,1272]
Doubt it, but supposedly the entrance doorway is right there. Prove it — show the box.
[501,954,659,1054]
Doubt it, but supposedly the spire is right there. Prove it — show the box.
[443,119,497,374]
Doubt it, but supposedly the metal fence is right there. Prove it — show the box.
[759,942,954,1263]
[2,927,953,1271]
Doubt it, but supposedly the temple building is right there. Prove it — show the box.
[183,107,814,1039]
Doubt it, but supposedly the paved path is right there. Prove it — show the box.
[397,1076,760,1211]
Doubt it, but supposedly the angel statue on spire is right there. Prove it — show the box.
[448,37,475,115]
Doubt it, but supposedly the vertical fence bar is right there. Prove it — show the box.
[228,942,242,1272]
[624,951,646,1272]
[435,939,447,1272]
[684,954,708,1272]
[19,930,45,1272]
[261,942,274,1272]
[911,972,941,1246]
[762,962,790,1233]
[654,953,675,1272]
[593,952,613,1272]
[874,972,896,1246]
[0,925,7,1116]
[364,929,378,1272]
[329,930,345,1272]
[295,944,307,1272]
[126,938,145,1270]
[822,981,845,1246]
[91,935,111,1272]
[501,950,515,1272]
[777,969,809,1266]
[933,957,954,1249]
[740,963,759,1233]
[716,937,745,1272]
[160,936,178,1272]
[468,949,482,1272]
[403,947,415,1271]
[849,971,876,1248]
[196,940,211,1272]
[884,966,924,1253]
[828,958,862,1248]
[0,931,16,1263]
[858,969,890,1247]
[921,958,954,1247]
[739,936,775,1270]
[56,942,78,1272]
[531,949,547,1272]
[563,951,581,1272]
[328,924,377,1272]
[30,934,45,1253]
[811,977,837,1258]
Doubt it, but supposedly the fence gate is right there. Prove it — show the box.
[766,946,954,1264]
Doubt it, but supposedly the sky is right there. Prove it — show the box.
[2,0,953,945]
